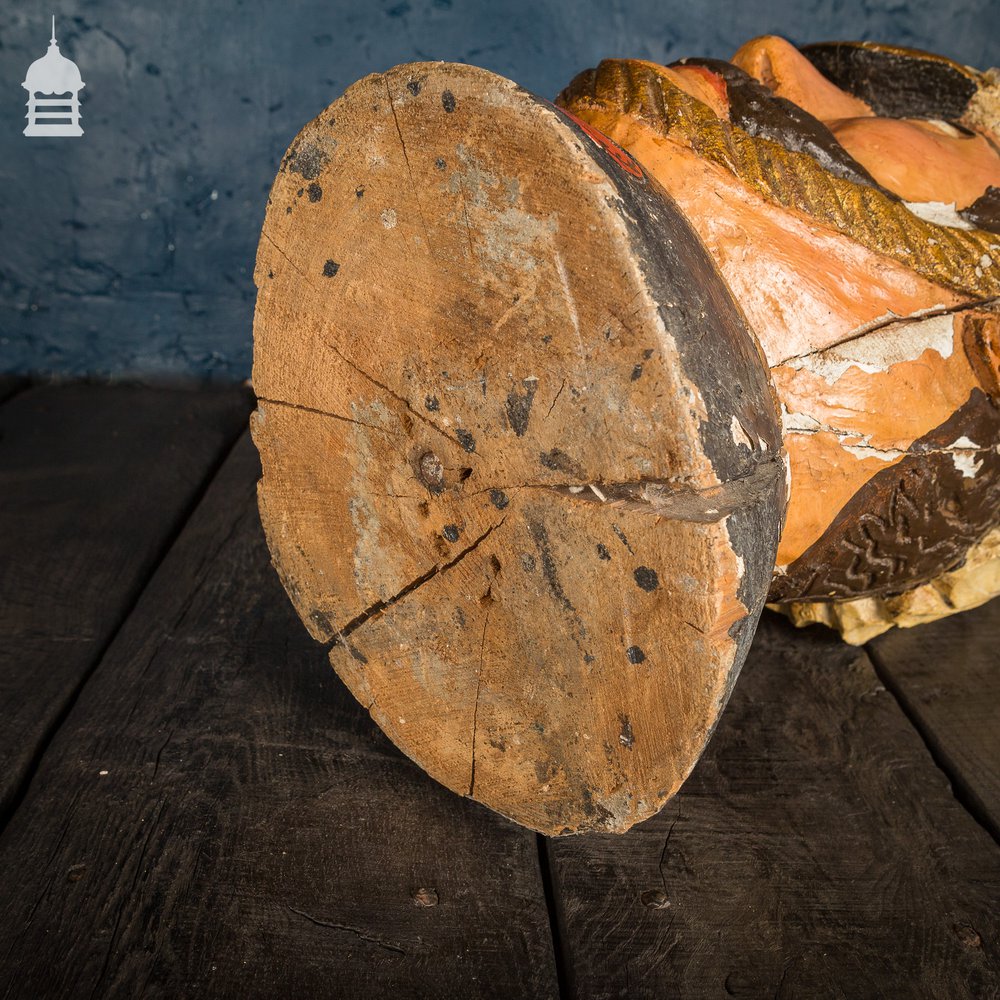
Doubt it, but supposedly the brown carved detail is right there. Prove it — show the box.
[770,389,1000,602]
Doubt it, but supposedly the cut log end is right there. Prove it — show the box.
[252,63,784,834]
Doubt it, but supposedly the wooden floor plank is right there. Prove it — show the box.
[0,375,27,406]
[868,598,1000,841]
[546,612,1000,1000]
[0,384,251,819]
[0,435,558,1000]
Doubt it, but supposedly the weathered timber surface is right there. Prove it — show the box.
[0,434,558,1000]
[253,61,784,835]
[546,611,1000,1000]
[0,383,250,819]
[868,597,1000,842]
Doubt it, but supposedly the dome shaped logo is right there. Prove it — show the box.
[22,16,85,137]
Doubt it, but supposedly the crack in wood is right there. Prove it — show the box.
[658,809,679,894]
[329,518,507,647]
[384,76,434,254]
[88,798,168,1000]
[469,552,502,798]
[468,457,784,523]
[287,904,407,955]
[783,419,995,457]
[489,281,537,338]
[544,379,567,420]
[1,786,85,974]
[260,231,321,292]
[865,641,1000,846]
[457,176,476,260]
[256,397,400,435]
[779,295,1000,368]
[326,342,467,451]
[469,597,492,798]
[151,728,174,780]
[553,250,585,362]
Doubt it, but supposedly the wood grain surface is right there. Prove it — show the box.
[868,598,1000,842]
[545,611,1000,999]
[252,61,784,834]
[0,434,558,1000]
[0,383,250,822]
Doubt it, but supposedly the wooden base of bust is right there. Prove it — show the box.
[251,62,785,834]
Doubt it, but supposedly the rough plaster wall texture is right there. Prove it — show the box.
[0,0,997,378]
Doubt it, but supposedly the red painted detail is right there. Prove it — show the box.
[553,104,645,180]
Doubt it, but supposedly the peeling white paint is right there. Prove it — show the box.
[951,436,985,478]
[952,435,981,449]
[449,143,557,273]
[782,406,906,461]
[780,405,822,434]
[903,200,975,229]
[843,444,904,462]
[785,312,955,384]
[730,414,754,449]
[953,452,984,478]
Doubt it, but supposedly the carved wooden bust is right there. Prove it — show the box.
[251,38,999,833]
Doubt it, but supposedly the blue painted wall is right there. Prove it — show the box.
[1,0,997,377]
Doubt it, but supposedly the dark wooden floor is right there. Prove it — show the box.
[1,381,998,1000]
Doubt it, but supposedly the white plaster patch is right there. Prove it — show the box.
[782,407,906,461]
[480,81,521,108]
[924,119,963,137]
[593,787,635,828]
[380,208,397,229]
